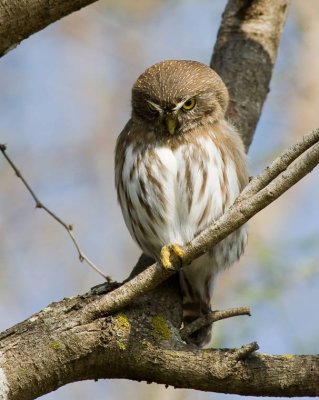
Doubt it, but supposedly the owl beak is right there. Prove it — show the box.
[165,116,177,135]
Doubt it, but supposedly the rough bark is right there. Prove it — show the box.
[1,282,318,400]
[0,0,98,57]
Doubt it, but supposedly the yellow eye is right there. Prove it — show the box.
[147,101,158,112]
[182,98,196,110]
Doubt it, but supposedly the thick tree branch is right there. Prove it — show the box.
[82,128,319,322]
[0,0,99,57]
[211,0,291,149]
[0,289,318,400]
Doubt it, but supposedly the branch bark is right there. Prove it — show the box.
[1,286,319,400]
[211,0,291,149]
[0,0,99,57]
[180,307,251,340]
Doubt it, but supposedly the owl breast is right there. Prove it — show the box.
[116,121,248,271]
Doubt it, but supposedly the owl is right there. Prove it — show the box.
[115,60,248,347]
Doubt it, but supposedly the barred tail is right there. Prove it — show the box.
[179,256,216,347]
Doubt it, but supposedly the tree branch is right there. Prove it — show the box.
[0,144,110,281]
[211,0,291,149]
[1,291,318,400]
[0,0,99,57]
[82,128,319,322]
[180,307,251,341]
[240,128,319,200]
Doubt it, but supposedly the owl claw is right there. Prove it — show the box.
[160,244,184,271]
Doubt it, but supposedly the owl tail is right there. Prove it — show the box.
[179,256,215,347]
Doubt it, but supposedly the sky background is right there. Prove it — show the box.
[0,0,318,399]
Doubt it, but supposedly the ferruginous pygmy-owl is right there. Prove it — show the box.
[115,60,248,347]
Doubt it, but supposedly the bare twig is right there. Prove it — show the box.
[82,128,319,322]
[0,143,111,281]
[233,342,260,361]
[180,307,251,341]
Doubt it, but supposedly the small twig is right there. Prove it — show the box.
[180,307,251,341]
[233,342,259,361]
[0,143,111,282]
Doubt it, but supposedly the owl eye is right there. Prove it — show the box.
[182,98,196,110]
[147,101,158,112]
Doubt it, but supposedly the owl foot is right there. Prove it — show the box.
[160,243,184,271]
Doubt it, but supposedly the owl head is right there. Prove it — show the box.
[131,60,229,136]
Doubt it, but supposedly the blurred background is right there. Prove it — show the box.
[0,0,318,399]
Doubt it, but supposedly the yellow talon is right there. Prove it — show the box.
[160,243,185,270]
[171,243,185,259]
[161,246,171,270]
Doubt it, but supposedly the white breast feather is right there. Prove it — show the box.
[120,128,244,261]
